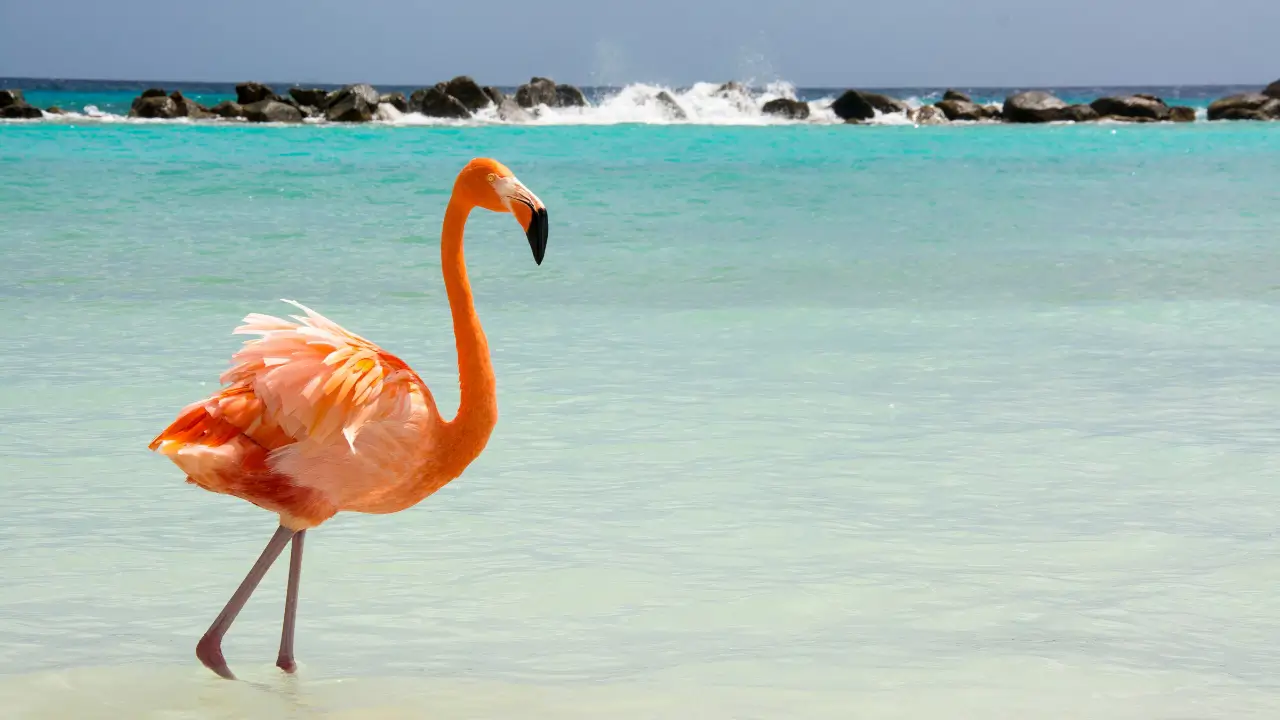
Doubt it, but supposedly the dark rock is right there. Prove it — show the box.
[0,104,43,119]
[170,91,214,119]
[141,87,168,99]
[289,87,330,109]
[912,105,948,125]
[1169,106,1196,123]
[515,77,558,108]
[483,86,506,105]
[0,89,25,108]
[325,84,380,122]
[936,98,987,121]
[555,84,587,107]
[1089,95,1170,121]
[130,96,180,119]
[236,82,277,105]
[830,90,875,121]
[1265,80,1280,100]
[45,106,66,115]
[1208,93,1279,121]
[863,92,910,115]
[1062,104,1100,122]
[380,92,410,113]
[242,99,304,123]
[275,96,321,118]
[444,76,491,110]
[416,85,471,118]
[982,104,1003,119]
[210,101,244,119]
[408,88,429,112]
[761,97,809,120]
[830,90,910,121]
[1002,91,1070,123]
[655,91,686,120]
[942,89,972,102]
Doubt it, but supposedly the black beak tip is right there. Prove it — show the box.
[526,207,548,266]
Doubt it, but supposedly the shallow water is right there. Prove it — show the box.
[2,120,1280,718]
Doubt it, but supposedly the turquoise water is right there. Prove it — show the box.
[3,121,1280,718]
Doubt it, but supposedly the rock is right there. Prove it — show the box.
[830,90,875,121]
[242,99,304,123]
[830,90,910,121]
[982,104,1003,119]
[515,77,558,108]
[130,95,180,119]
[289,87,330,109]
[556,84,587,107]
[325,84,380,122]
[416,85,471,118]
[863,92,910,115]
[236,82,277,105]
[1062,104,1100,122]
[1002,91,1071,123]
[1169,106,1196,122]
[0,104,43,119]
[761,97,809,120]
[942,89,972,102]
[1263,80,1280,100]
[912,105,948,125]
[1208,93,1280,121]
[655,91,687,120]
[380,92,410,113]
[170,91,213,119]
[275,96,321,118]
[210,101,244,119]
[444,76,491,110]
[1089,95,1170,121]
[0,89,45,119]
[483,86,506,105]
[45,106,66,115]
[140,87,168,99]
[936,98,987,121]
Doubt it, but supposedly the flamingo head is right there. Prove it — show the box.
[457,157,549,265]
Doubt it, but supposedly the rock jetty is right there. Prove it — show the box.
[5,77,1280,125]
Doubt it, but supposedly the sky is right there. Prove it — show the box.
[1,0,1277,88]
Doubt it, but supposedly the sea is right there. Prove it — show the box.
[2,78,1279,719]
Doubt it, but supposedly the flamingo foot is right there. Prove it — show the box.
[276,654,297,674]
[196,633,236,680]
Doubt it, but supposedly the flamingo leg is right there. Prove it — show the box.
[196,525,295,680]
[275,529,305,673]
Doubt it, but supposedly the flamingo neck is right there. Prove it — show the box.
[438,196,497,469]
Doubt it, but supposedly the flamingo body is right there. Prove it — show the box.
[149,300,448,530]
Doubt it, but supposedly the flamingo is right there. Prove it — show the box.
[148,157,549,680]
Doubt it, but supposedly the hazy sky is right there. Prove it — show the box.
[2,0,1277,87]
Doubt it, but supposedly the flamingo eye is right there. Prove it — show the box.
[486,173,497,183]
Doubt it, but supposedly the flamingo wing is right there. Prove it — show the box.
[150,300,437,527]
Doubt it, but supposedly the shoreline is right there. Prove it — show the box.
[2,76,1278,126]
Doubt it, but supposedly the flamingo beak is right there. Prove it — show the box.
[507,181,548,265]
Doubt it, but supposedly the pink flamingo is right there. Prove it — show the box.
[149,158,548,680]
